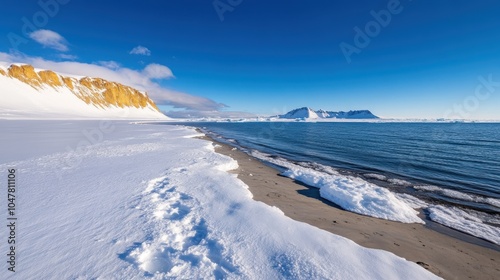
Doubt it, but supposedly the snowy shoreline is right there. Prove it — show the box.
[0,120,440,279]
[196,126,500,246]
[201,131,500,279]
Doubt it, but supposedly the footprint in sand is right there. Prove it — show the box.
[267,192,283,198]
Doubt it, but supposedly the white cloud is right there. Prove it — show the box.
[143,63,174,79]
[59,54,78,60]
[129,46,151,56]
[0,52,226,111]
[97,61,121,70]
[29,30,69,52]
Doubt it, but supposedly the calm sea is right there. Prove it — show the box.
[171,122,500,216]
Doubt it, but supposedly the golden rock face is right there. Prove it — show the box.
[4,64,160,111]
[62,77,74,90]
[8,65,43,88]
[38,70,63,87]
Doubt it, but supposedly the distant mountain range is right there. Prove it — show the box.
[278,107,379,119]
[0,63,166,119]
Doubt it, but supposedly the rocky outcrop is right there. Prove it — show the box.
[1,64,160,112]
[7,64,43,88]
[38,70,63,87]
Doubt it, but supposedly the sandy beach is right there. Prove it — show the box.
[201,135,500,280]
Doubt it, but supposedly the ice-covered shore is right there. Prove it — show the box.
[249,150,500,245]
[0,121,439,279]
[251,151,424,224]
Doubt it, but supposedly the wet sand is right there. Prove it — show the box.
[200,135,500,280]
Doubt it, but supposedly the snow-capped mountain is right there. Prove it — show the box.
[278,107,379,119]
[315,109,331,118]
[0,63,167,119]
[323,110,379,119]
[278,107,320,119]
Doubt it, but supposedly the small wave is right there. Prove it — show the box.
[252,150,338,175]
[395,193,429,209]
[414,185,441,192]
[203,130,249,153]
[466,208,500,225]
[428,205,500,245]
[364,173,387,181]
[414,185,500,208]
[296,161,339,175]
[251,150,303,171]
[388,178,412,186]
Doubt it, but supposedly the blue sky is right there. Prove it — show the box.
[1,0,500,119]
